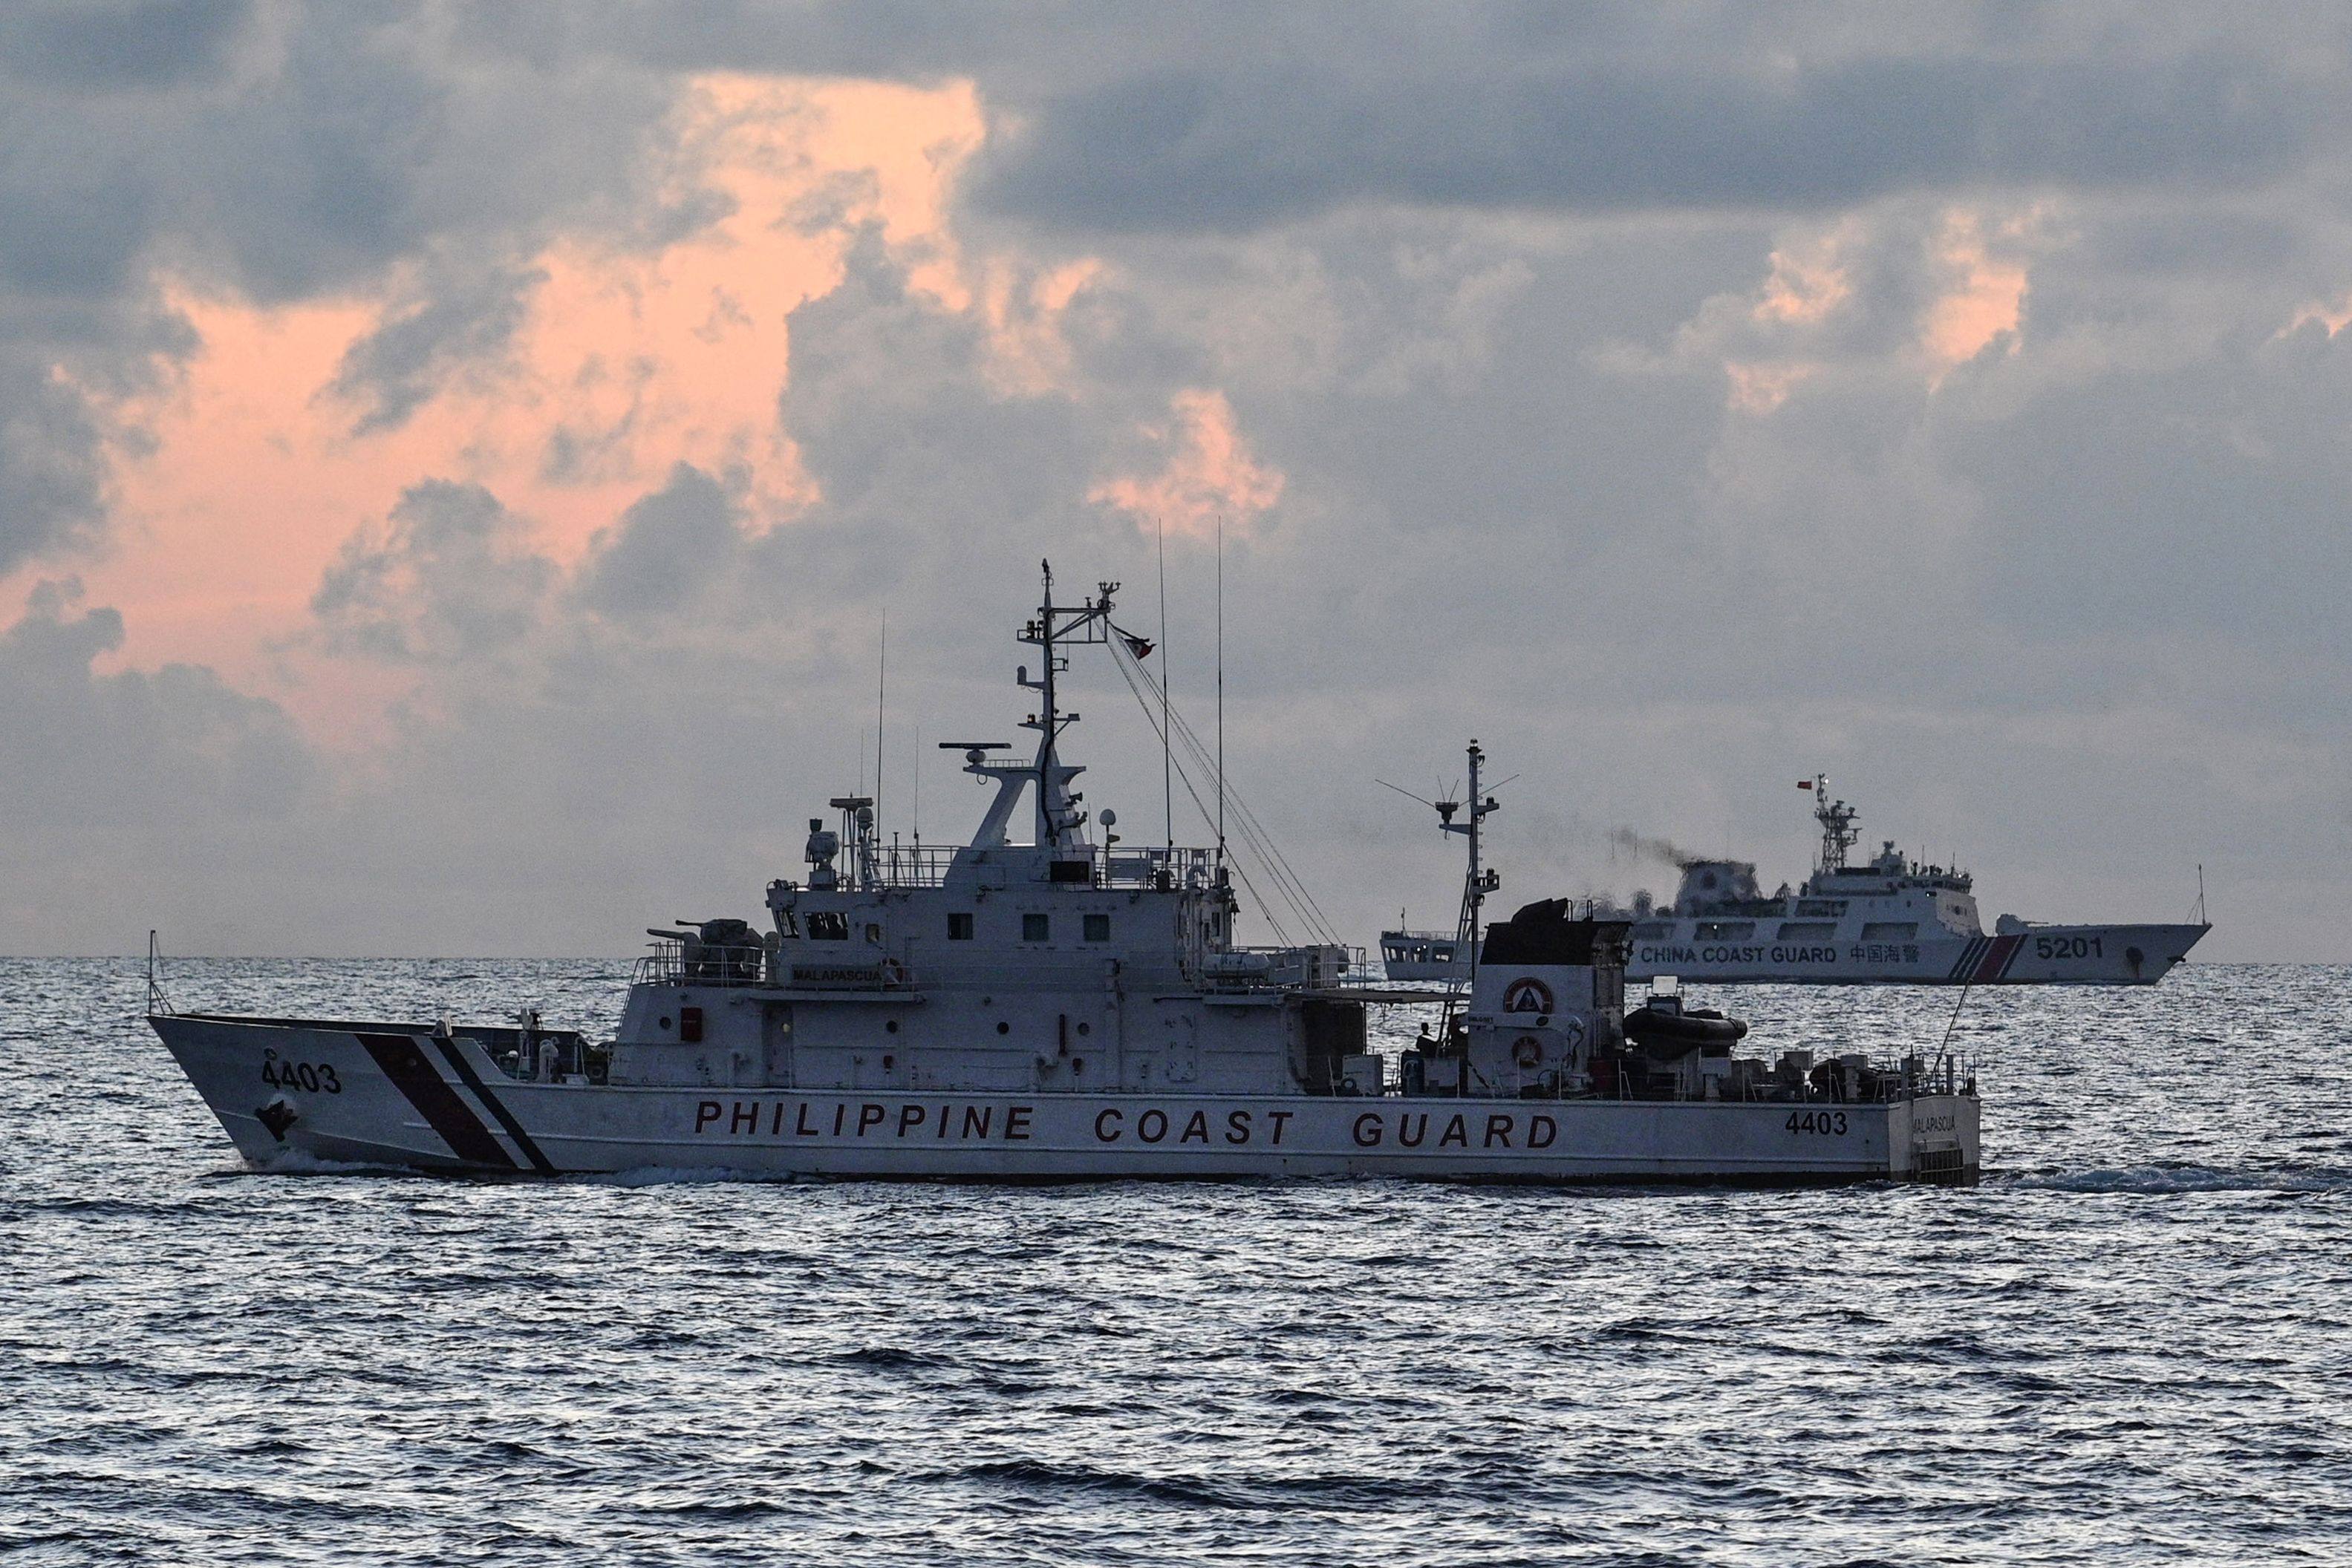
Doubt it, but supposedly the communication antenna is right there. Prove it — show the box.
[874,615,887,847]
[1215,513,1225,868]
[1158,515,1173,854]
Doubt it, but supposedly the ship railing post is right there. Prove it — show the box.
[146,929,174,1016]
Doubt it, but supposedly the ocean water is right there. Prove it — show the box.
[3,958,2348,1566]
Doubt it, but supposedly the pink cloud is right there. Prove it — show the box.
[1088,388,1285,540]
[15,75,1024,742]
[1921,207,2035,373]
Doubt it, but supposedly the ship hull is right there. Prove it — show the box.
[1387,922,2206,985]
[1629,921,2206,985]
[152,1013,1977,1186]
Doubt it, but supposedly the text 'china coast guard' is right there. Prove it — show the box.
[149,566,1980,1184]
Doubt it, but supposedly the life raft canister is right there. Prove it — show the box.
[1623,1004,1748,1048]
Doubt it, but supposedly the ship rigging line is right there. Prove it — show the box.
[1113,658,1293,946]
[1128,645,1338,948]
[1103,642,1300,947]
[1106,630,1342,950]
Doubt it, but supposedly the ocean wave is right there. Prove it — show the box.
[574,1164,821,1187]
[1999,1164,2352,1194]
[937,1458,1453,1510]
[833,1346,955,1371]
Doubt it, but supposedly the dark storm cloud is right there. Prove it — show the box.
[456,3,2344,233]
[0,0,253,91]
[153,10,669,304]
[979,53,2319,233]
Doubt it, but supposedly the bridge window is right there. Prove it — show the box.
[807,912,848,941]
[1084,913,1110,942]
[1022,913,1050,942]
[948,912,974,941]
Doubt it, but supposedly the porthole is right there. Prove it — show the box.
[882,1054,895,1071]
[1076,1021,1092,1036]
[996,1021,1011,1035]
[657,1016,673,1030]
[885,1019,899,1034]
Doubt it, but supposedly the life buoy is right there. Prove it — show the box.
[880,956,907,986]
[1513,1035,1543,1069]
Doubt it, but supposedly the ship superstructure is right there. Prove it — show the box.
[152,574,1977,1184]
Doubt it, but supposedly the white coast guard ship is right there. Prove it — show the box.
[150,572,1977,1184]
[1384,777,2207,986]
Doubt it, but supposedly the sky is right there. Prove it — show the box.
[1,0,2346,959]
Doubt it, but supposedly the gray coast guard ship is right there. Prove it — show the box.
[151,573,1978,1184]
[1385,777,2207,987]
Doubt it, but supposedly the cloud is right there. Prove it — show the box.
[575,461,746,619]
[327,261,550,436]
[0,1,253,91]
[1920,208,2036,374]
[3,5,2352,958]
[311,480,555,664]
[0,358,115,575]
[0,578,310,827]
[977,49,2324,233]
[1088,388,1284,540]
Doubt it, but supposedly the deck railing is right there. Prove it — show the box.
[812,843,1225,891]
[633,939,769,988]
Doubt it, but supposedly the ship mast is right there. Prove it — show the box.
[1017,561,1119,851]
[1809,773,1859,875]
[1438,741,1501,1045]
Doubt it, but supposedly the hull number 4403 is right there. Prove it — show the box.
[1786,1110,1847,1135]
[261,1050,341,1094]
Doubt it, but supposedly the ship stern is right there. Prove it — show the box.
[1897,1094,1980,1185]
